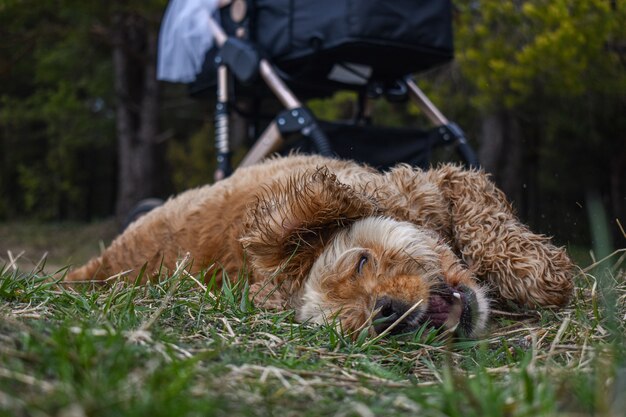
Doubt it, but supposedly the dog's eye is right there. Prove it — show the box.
[356,254,369,274]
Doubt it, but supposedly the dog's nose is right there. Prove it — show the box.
[372,296,418,335]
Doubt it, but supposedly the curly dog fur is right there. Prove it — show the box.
[66,155,574,337]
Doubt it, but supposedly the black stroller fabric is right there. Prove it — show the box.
[285,122,435,170]
[253,0,454,85]
[190,0,454,96]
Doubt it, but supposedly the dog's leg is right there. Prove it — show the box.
[380,165,575,307]
[65,205,191,283]
[64,230,157,283]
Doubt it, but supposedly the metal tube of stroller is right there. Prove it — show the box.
[206,14,290,169]
[258,61,333,156]
[405,78,449,126]
[406,78,479,168]
[238,122,284,168]
[207,15,227,47]
[214,65,232,180]
[207,15,301,109]
[258,60,301,109]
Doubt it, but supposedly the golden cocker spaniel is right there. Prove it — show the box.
[66,155,574,337]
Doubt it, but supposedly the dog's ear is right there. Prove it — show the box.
[240,167,379,291]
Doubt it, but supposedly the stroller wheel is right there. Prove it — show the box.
[121,198,164,231]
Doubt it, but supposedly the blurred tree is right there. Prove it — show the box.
[105,5,166,220]
[0,1,117,219]
[0,0,168,223]
[451,0,625,244]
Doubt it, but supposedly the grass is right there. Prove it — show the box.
[1,223,625,417]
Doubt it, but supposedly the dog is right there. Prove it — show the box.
[66,155,575,338]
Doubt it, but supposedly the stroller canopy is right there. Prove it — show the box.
[253,0,454,85]
[160,0,454,88]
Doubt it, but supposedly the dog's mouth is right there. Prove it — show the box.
[421,284,480,337]
[372,285,482,337]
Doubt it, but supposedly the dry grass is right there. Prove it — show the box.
[0,222,625,416]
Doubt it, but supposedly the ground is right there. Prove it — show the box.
[0,221,118,273]
[0,221,625,416]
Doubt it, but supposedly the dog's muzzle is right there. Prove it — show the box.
[372,285,479,337]
[372,296,422,335]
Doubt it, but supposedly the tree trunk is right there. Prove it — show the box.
[112,12,162,223]
[478,110,524,214]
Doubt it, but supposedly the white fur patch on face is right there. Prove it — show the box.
[296,216,441,324]
[297,283,336,325]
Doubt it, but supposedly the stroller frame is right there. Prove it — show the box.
[206,1,478,181]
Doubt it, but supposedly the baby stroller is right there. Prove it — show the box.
[162,0,478,180]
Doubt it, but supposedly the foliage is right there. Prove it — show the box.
[455,0,625,109]
[452,0,625,243]
[0,1,117,219]
[0,1,168,220]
